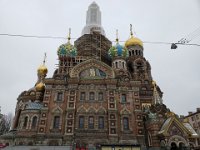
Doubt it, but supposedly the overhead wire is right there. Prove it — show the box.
[0,33,200,47]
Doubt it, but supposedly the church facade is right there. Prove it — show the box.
[0,2,199,150]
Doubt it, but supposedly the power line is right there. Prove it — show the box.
[0,33,200,47]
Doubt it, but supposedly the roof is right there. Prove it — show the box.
[158,116,193,137]
[183,122,198,137]
[25,102,43,110]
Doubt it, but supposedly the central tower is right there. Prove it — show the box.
[75,2,111,65]
[82,1,105,36]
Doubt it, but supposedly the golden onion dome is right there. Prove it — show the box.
[37,64,48,76]
[35,82,45,92]
[125,36,143,48]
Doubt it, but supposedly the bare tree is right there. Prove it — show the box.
[0,112,13,135]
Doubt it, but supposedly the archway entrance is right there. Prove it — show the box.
[179,142,186,150]
[171,142,178,150]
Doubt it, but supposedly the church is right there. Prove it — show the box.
[0,2,199,150]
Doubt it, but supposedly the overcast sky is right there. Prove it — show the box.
[0,0,200,116]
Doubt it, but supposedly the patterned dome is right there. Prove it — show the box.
[108,42,128,58]
[57,41,77,57]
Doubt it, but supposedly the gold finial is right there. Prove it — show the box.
[68,28,71,41]
[43,52,47,65]
[116,29,119,43]
[37,52,48,76]
[130,24,133,37]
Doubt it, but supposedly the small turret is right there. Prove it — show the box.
[126,24,143,57]
[108,30,128,70]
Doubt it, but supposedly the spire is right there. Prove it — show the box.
[43,52,47,65]
[67,28,71,42]
[116,29,119,43]
[130,24,133,37]
[82,2,105,36]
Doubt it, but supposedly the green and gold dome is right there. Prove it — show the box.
[57,29,77,57]
[108,30,129,58]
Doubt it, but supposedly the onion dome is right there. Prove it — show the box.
[57,28,77,57]
[37,64,48,76]
[125,24,143,48]
[125,36,143,47]
[108,30,128,58]
[35,82,45,92]
[37,53,48,76]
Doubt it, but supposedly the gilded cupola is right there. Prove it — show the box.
[35,82,45,92]
[37,53,48,76]
[125,24,143,48]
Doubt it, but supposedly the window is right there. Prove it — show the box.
[98,92,103,101]
[53,116,60,129]
[79,116,84,129]
[122,62,125,68]
[88,116,94,129]
[89,92,95,101]
[115,62,118,68]
[57,92,63,101]
[98,116,104,129]
[121,94,126,103]
[31,116,37,129]
[23,116,28,128]
[123,117,129,130]
[80,92,86,101]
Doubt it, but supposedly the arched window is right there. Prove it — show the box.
[23,116,28,129]
[123,117,129,130]
[119,61,122,68]
[80,92,86,101]
[88,116,94,129]
[98,92,103,101]
[121,94,126,103]
[56,92,63,101]
[89,92,95,101]
[122,62,125,69]
[115,62,118,68]
[98,116,104,129]
[31,116,37,129]
[53,116,60,129]
[79,116,84,129]
[129,51,131,56]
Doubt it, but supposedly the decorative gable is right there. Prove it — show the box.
[70,59,115,78]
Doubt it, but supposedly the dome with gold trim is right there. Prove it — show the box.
[37,64,48,76]
[57,41,77,57]
[108,42,128,58]
[125,35,143,48]
[35,82,45,92]
[57,29,77,57]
